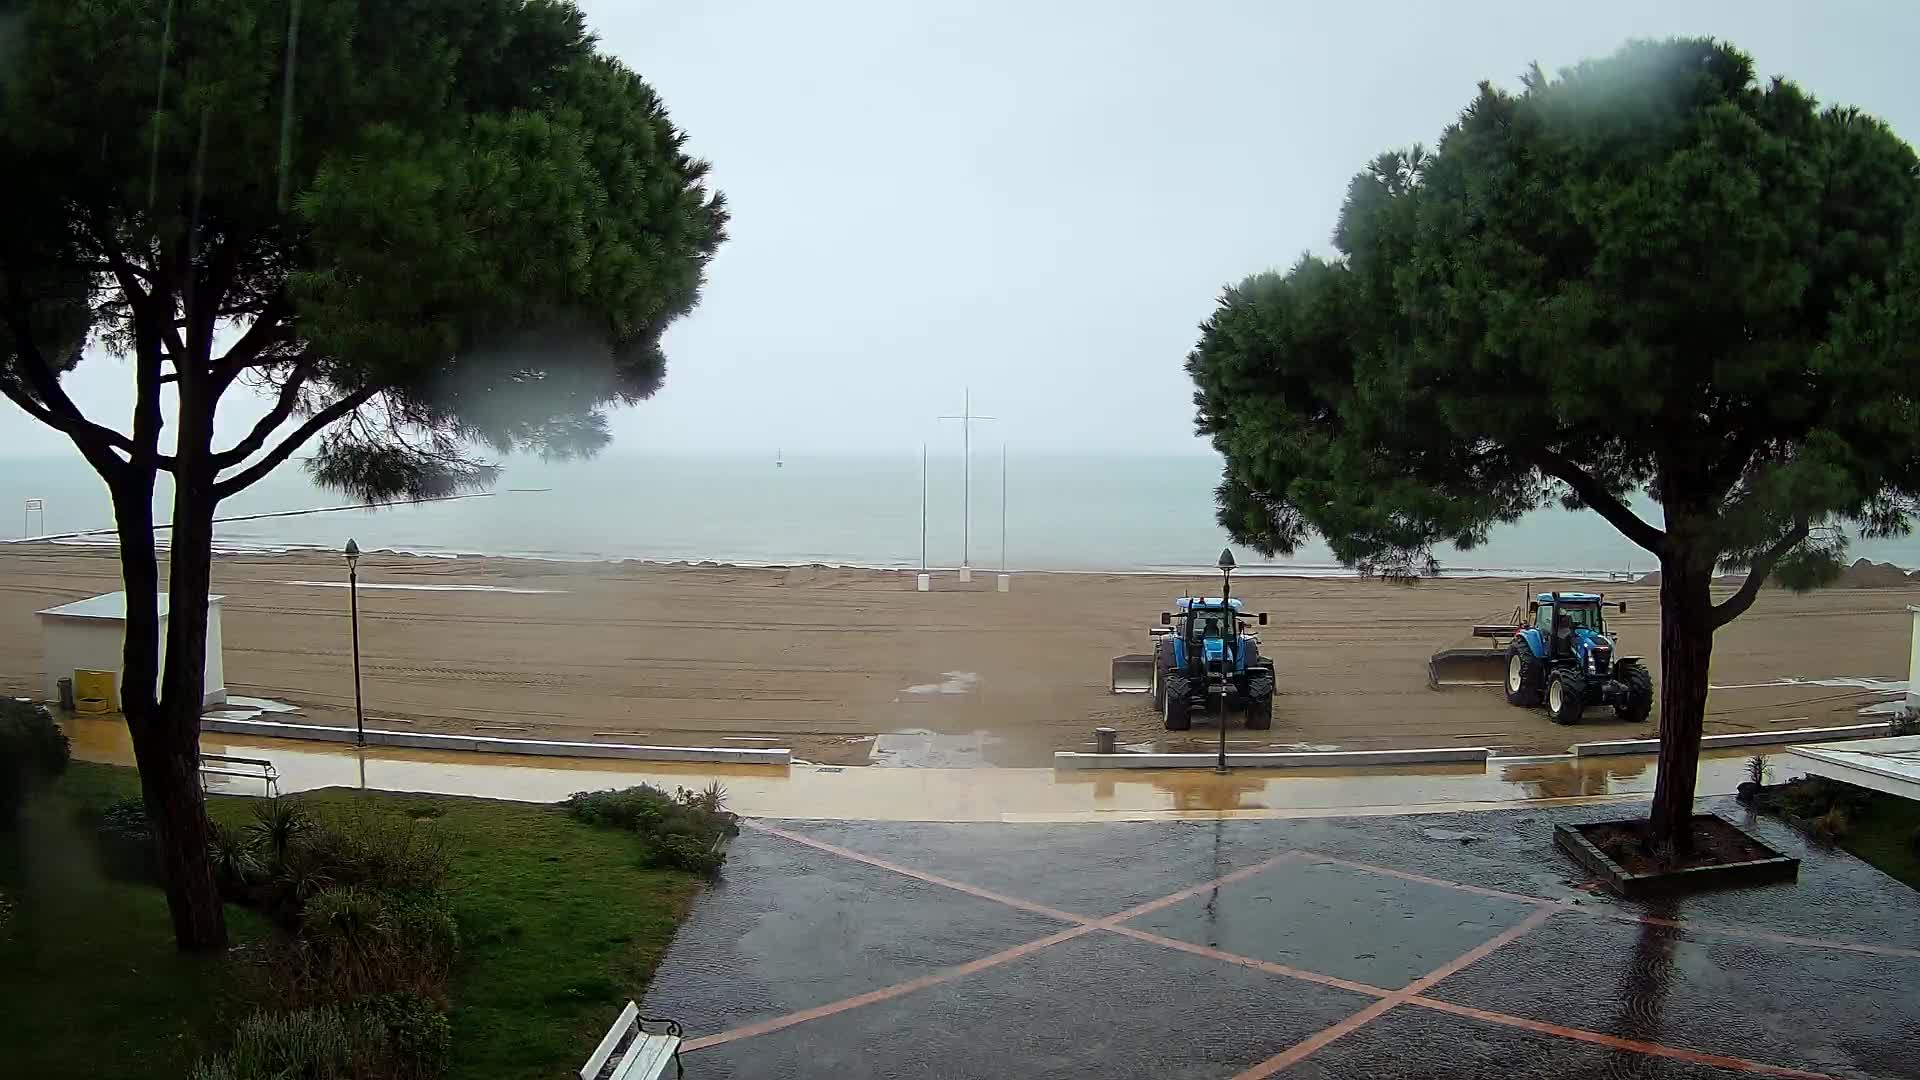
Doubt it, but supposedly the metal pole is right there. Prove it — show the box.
[349,560,365,747]
[1000,443,1007,573]
[920,442,928,572]
[1217,568,1231,774]
[962,387,970,571]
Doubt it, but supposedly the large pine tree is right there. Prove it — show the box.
[1188,39,1920,848]
[0,0,726,947]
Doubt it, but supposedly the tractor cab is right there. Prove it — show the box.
[1167,597,1263,667]
[1532,593,1610,658]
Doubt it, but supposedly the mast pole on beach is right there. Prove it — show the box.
[921,443,928,573]
[1000,444,1007,574]
[939,388,996,581]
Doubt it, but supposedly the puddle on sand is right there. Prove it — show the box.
[205,694,303,723]
[869,728,1006,768]
[901,672,980,695]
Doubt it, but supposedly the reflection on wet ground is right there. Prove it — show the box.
[648,802,1920,1079]
[64,718,1798,821]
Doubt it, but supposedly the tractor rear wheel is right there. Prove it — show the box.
[1163,674,1192,731]
[1614,661,1653,722]
[1505,642,1543,706]
[1547,670,1586,725]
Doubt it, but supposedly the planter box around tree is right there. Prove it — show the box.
[1554,814,1799,897]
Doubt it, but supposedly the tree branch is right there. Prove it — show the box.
[1534,448,1667,554]
[0,279,145,467]
[212,385,378,500]
[1711,523,1811,629]
[210,295,293,393]
[83,217,154,300]
[212,358,313,468]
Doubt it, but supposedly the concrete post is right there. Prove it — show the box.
[959,567,972,583]
[1094,726,1117,754]
[916,573,931,592]
[996,573,1010,593]
[1907,605,1920,717]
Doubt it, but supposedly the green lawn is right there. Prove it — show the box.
[0,763,703,1080]
[1842,788,1920,891]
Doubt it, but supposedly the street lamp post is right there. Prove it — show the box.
[1216,547,1235,774]
[344,538,365,748]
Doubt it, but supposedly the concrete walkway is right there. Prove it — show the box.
[69,717,1808,822]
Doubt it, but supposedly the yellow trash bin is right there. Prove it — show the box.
[73,669,118,713]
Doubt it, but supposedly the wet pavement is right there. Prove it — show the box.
[645,798,1920,1079]
[65,718,1814,822]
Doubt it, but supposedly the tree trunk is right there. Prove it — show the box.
[1647,548,1716,854]
[110,473,227,951]
[150,368,227,951]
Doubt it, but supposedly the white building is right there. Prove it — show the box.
[36,591,227,709]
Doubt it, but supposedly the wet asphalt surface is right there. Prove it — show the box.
[642,797,1920,1079]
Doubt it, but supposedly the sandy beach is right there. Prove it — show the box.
[1,544,1914,766]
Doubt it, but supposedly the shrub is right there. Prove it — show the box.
[91,796,159,882]
[0,699,70,822]
[259,811,448,922]
[190,1005,358,1080]
[297,813,449,895]
[354,991,451,1080]
[563,785,678,831]
[194,995,452,1080]
[565,783,739,876]
[285,886,459,1002]
[1806,807,1854,847]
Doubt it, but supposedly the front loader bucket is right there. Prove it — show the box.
[1110,654,1155,694]
[1427,648,1507,690]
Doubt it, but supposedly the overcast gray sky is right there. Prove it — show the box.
[6,0,1917,460]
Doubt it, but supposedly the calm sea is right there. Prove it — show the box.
[4,452,1918,577]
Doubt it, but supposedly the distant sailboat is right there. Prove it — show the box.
[775,448,784,469]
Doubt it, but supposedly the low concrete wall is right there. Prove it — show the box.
[1570,723,1890,758]
[199,717,791,766]
[1053,747,1490,770]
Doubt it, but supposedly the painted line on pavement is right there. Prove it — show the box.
[680,924,1094,1052]
[1231,907,1559,1079]
[698,821,1880,1079]
[1405,998,1834,1079]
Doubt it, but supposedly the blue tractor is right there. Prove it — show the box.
[1148,597,1275,731]
[1503,592,1653,724]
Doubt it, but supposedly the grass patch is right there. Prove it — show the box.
[1839,788,1920,891]
[0,763,705,1080]
[1744,775,1920,890]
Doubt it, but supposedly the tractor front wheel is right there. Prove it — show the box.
[1163,674,1192,731]
[1614,661,1653,722]
[1547,670,1586,725]
[1151,639,1170,710]
[1505,642,1543,706]
[1245,664,1275,731]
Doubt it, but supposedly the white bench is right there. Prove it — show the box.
[581,1001,682,1080]
[198,753,280,798]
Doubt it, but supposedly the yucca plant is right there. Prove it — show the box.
[248,798,312,865]
[207,822,263,896]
